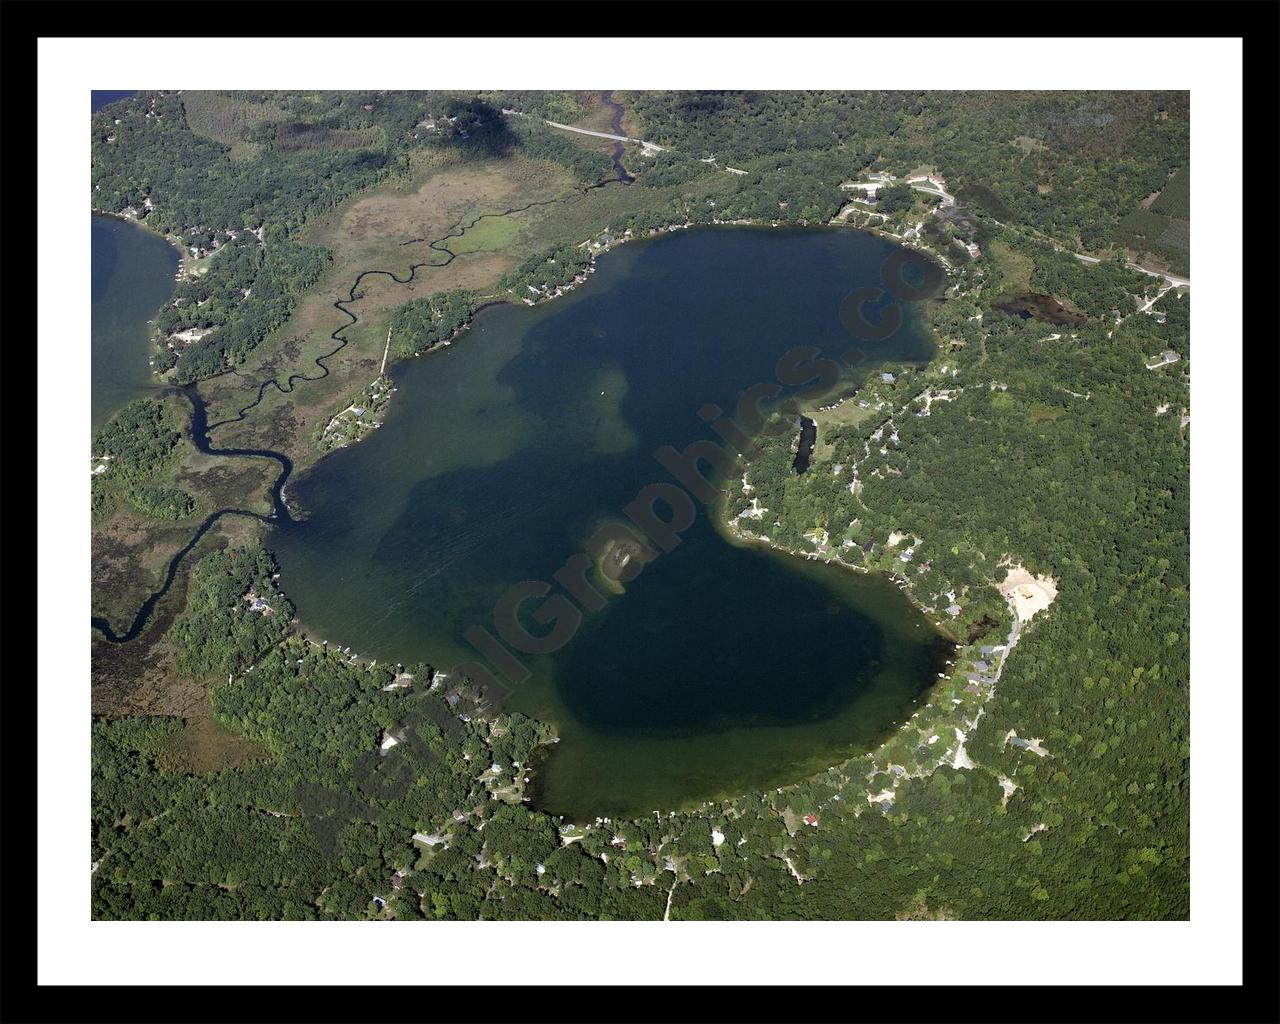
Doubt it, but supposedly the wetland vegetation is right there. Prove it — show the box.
[89,89,1190,922]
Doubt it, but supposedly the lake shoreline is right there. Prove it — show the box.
[290,218,928,475]
[91,213,184,433]
[265,226,954,817]
[91,207,187,260]
[96,215,987,819]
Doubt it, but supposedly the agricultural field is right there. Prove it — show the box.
[181,91,289,160]
[1149,166,1190,218]
[1115,207,1189,276]
[1114,165,1189,275]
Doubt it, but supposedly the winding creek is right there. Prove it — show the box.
[90,384,291,643]
[93,221,950,816]
[93,107,956,816]
[93,138,638,642]
[600,90,634,184]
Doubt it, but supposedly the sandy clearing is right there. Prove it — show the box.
[997,563,1058,624]
[1004,729,1051,757]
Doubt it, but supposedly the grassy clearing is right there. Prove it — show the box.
[447,211,526,254]
[989,240,1035,294]
[157,714,270,773]
[1028,403,1066,423]
[808,395,879,431]
[804,391,880,463]
[275,123,384,152]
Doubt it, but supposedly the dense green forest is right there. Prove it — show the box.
[388,289,477,357]
[725,245,1189,917]
[92,397,183,475]
[627,90,1189,254]
[95,257,1189,921]
[91,397,199,523]
[92,90,1189,921]
[500,242,595,298]
[169,542,295,679]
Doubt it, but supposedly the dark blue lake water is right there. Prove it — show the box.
[271,226,950,817]
[91,214,180,434]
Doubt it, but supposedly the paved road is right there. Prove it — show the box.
[541,119,665,153]
[908,184,955,207]
[520,127,1194,289]
[905,176,957,206]
[1069,249,1190,288]
[844,178,957,207]
[906,181,1190,288]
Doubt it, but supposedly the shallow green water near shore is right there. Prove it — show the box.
[272,225,950,818]
[91,214,179,434]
